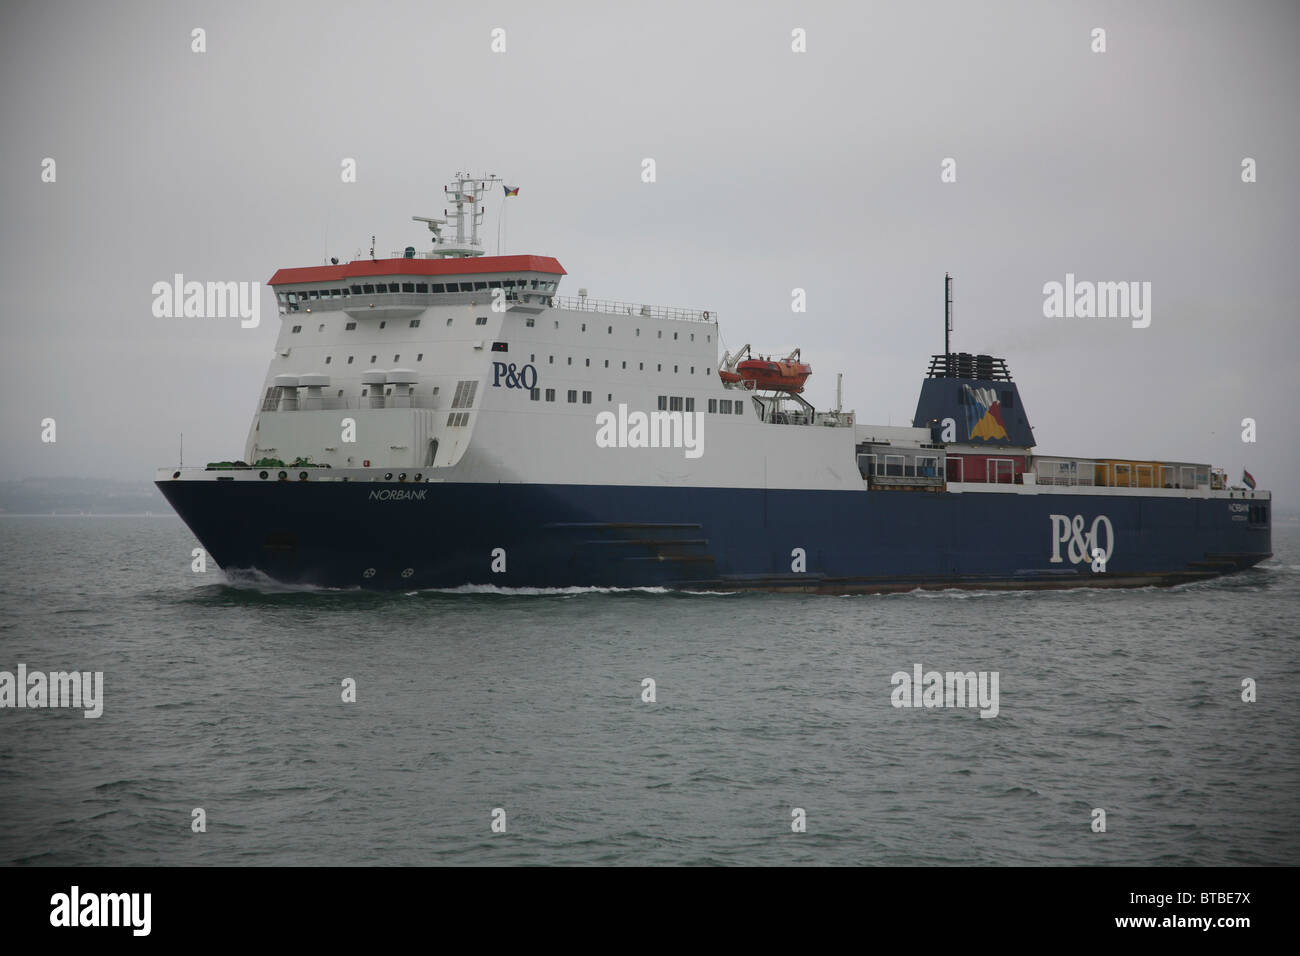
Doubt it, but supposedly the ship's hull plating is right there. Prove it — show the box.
[156,480,1272,592]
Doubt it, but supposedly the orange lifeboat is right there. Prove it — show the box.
[735,350,812,393]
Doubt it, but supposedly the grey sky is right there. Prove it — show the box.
[2,0,1297,504]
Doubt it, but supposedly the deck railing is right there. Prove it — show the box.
[552,295,716,323]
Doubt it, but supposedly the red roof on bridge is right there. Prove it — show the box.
[269,254,566,285]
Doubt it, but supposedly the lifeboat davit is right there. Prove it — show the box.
[735,353,812,393]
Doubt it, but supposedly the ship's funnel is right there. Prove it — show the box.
[912,353,1034,447]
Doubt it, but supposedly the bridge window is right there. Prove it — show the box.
[545,389,555,402]
[669,397,683,411]
[379,321,386,329]
[582,391,592,404]
[416,283,428,293]
[708,399,717,413]
[402,282,414,292]
[363,284,375,294]
[685,397,695,411]
[475,316,487,326]
[325,356,331,364]
[526,317,535,327]
[347,356,354,364]
[417,353,423,361]
[657,395,667,410]
[344,321,356,330]
[351,285,362,294]
[291,325,302,333]
[429,284,443,293]
[530,388,540,401]
[410,319,420,328]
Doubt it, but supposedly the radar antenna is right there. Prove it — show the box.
[413,171,504,259]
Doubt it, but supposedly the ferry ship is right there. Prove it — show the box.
[156,172,1273,592]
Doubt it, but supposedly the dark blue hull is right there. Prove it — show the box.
[155,479,1272,592]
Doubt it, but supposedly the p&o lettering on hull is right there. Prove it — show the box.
[1049,513,1114,566]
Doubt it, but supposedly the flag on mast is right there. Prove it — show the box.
[1242,469,1256,490]
[503,185,519,197]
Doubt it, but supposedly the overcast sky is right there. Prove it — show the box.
[2,0,1297,505]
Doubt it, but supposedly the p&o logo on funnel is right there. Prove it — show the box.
[964,385,1009,441]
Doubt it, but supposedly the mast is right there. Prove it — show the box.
[413,171,503,259]
[944,272,953,357]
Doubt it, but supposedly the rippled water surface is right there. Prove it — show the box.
[1,517,1297,865]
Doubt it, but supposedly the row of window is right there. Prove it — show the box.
[279,278,559,309]
[526,352,705,375]
[322,354,425,365]
[529,389,594,404]
[291,316,709,344]
[656,396,747,415]
[286,310,712,351]
[291,318,436,333]
[292,316,505,335]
